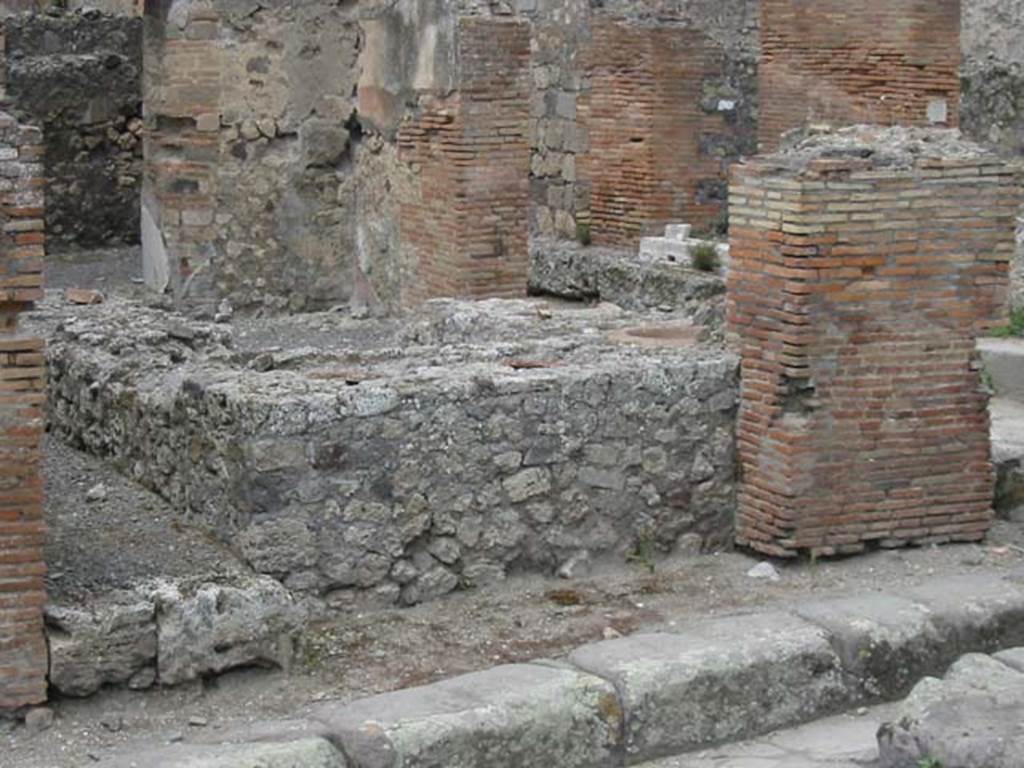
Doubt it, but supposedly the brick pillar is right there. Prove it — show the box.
[759,0,961,151]
[728,129,1022,558]
[0,109,47,711]
[579,21,736,246]
[397,17,531,303]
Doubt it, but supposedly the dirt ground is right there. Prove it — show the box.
[10,430,1024,767]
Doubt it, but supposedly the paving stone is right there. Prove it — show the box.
[794,594,952,701]
[903,574,1024,656]
[994,646,1024,672]
[312,662,621,768]
[878,653,1024,768]
[568,612,850,764]
[107,738,347,768]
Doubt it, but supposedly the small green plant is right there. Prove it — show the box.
[691,242,720,273]
[626,532,657,574]
[990,306,1024,338]
[917,757,943,768]
[576,220,592,247]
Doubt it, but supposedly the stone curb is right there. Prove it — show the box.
[111,573,1024,768]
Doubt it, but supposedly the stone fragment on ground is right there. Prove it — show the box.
[877,651,1024,768]
[46,596,157,697]
[154,578,302,685]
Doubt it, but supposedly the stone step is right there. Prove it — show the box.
[992,397,1024,519]
[980,337,1024,403]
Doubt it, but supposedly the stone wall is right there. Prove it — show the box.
[3,10,143,252]
[759,0,961,151]
[728,127,1021,558]
[0,109,47,712]
[961,0,1024,308]
[142,0,363,311]
[48,298,738,608]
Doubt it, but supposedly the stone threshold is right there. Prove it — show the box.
[103,572,1024,767]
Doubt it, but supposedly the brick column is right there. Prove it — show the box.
[397,17,531,303]
[728,129,1022,558]
[0,109,47,711]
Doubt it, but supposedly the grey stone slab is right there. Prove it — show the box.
[107,738,347,768]
[794,594,953,701]
[878,653,1024,768]
[312,662,621,768]
[567,612,851,764]
[994,646,1024,672]
[903,574,1024,656]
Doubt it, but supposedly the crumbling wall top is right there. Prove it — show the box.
[744,126,1015,178]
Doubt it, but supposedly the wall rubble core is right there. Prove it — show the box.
[729,126,1022,558]
[0,108,46,711]
[47,297,738,608]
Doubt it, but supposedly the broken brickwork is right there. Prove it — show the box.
[0,109,46,710]
[729,127,1021,557]
[759,0,962,151]
[397,17,531,302]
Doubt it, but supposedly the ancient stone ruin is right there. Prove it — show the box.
[0,1,1022,753]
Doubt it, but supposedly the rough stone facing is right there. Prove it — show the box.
[3,10,143,251]
[729,127,1022,557]
[47,297,738,607]
[0,107,46,711]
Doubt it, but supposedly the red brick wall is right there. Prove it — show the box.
[398,18,531,303]
[579,21,737,246]
[760,0,962,150]
[0,110,47,711]
[728,147,1021,558]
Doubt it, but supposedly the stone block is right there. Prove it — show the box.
[795,594,953,701]
[313,663,621,768]
[903,574,1024,655]
[107,738,347,768]
[878,653,1024,768]
[568,612,850,763]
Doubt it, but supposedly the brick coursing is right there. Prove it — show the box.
[728,145,1021,557]
[759,0,962,151]
[579,21,741,246]
[397,17,531,302]
[0,108,46,711]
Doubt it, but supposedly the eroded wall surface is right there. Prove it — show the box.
[4,11,143,252]
[962,0,1024,308]
[0,109,47,712]
[143,0,363,311]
